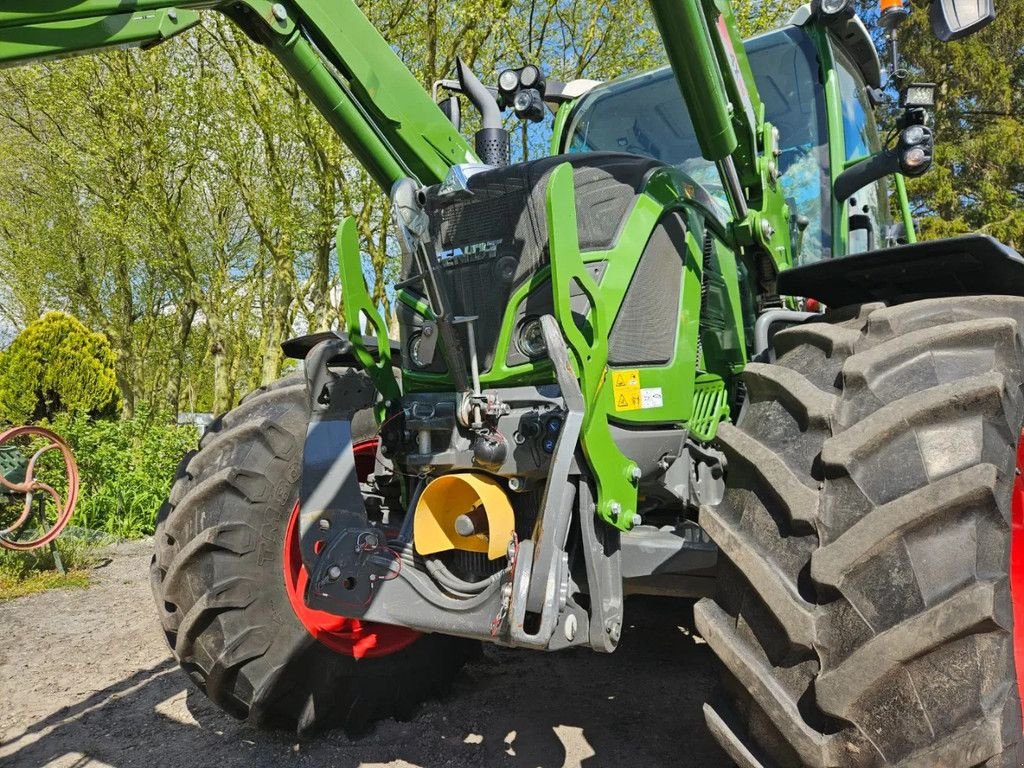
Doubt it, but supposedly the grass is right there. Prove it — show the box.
[0,529,111,601]
[0,568,89,600]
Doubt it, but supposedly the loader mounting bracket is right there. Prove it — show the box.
[299,336,393,614]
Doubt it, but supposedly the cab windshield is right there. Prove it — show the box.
[566,27,831,263]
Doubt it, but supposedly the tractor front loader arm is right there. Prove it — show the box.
[647,0,792,279]
[0,0,475,190]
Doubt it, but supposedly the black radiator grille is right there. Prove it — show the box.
[607,212,686,367]
[401,152,660,373]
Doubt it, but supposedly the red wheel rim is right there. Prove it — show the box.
[282,438,420,659]
[1011,431,1024,727]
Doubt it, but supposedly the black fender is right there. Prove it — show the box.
[778,234,1024,307]
[281,330,401,367]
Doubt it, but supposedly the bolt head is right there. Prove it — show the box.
[760,218,775,240]
[327,565,342,581]
[606,620,622,643]
[630,466,642,482]
[608,501,622,519]
[167,9,178,22]
[318,519,331,530]
[272,3,288,21]
[631,514,642,528]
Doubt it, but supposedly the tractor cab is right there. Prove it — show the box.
[559,15,893,263]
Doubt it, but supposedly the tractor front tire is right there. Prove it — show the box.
[150,373,476,735]
[701,297,1024,766]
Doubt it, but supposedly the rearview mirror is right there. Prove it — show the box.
[931,0,996,41]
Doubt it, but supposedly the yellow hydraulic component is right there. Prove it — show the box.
[413,473,515,560]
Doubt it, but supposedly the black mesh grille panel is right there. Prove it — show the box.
[404,152,661,372]
[607,212,687,367]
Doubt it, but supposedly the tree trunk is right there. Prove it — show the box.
[209,315,231,415]
[166,300,198,417]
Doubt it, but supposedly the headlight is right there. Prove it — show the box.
[498,69,519,95]
[901,145,928,170]
[516,318,547,359]
[897,124,933,177]
[902,125,926,145]
[519,64,541,89]
[813,0,854,21]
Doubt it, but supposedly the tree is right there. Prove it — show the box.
[897,0,1023,246]
[0,312,120,424]
[0,0,814,418]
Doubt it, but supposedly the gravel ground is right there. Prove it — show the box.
[0,540,728,768]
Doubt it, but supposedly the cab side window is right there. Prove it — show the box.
[833,44,890,253]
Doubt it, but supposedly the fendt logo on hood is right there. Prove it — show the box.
[437,239,501,267]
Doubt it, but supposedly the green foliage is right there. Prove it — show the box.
[0,312,120,424]
[0,1,713,416]
[0,0,1009,424]
[0,568,90,601]
[0,531,100,599]
[47,412,197,538]
[899,0,1023,246]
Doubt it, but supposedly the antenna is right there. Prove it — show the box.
[878,0,911,86]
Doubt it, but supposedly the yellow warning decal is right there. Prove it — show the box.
[612,369,641,412]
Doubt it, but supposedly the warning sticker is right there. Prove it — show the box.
[612,369,641,412]
[641,388,663,409]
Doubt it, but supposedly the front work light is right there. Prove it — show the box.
[901,82,936,109]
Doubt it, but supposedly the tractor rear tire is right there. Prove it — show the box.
[149,373,477,735]
[699,297,1024,766]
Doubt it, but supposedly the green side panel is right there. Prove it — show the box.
[546,163,639,532]
[0,7,199,64]
[597,219,702,427]
[337,216,401,406]
[689,374,729,442]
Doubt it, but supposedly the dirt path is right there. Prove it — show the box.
[0,541,728,768]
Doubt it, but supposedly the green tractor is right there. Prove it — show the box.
[1,0,1020,763]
